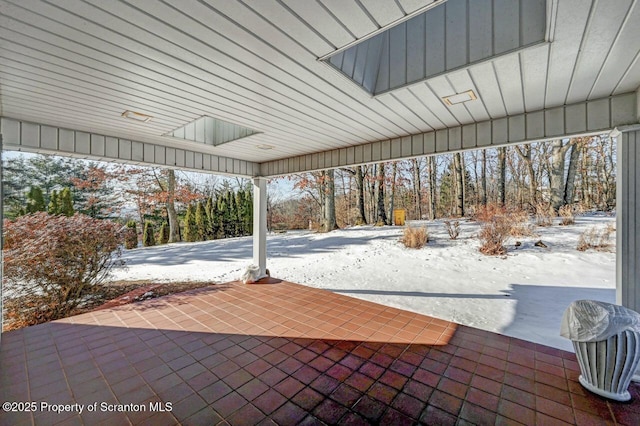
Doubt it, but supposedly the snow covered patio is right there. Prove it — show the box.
[1,280,638,425]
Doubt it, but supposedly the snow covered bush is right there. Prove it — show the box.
[535,202,554,226]
[473,203,506,222]
[509,209,536,237]
[478,215,512,255]
[443,220,460,240]
[402,226,428,248]
[577,225,614,252]
[559,205,575,226]
[3,212,124,329]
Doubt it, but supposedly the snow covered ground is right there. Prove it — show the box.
[109,214,616,352]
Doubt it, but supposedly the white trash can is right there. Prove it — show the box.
[561,300,640,402]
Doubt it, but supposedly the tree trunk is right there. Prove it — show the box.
[355,166,367,225]
[515,145,537,205]
[411,158,422,219]
[388,162,397,225]
[497,147,507,206]
[564,139,582,205]
[166,169,181,242]
[550,140,572,211]
[453,153,464,217]
[376,163,387,225]
[428,156,437,220]
[322,169,338,232]
[481,149,487,206]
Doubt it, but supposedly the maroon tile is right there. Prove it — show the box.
[310,374,340,395]
[292,387,324,411]
[353,395,387,421]
[359,362,385,380]
[379,407,415,426]
[338,411,369,426]
[573,408,613,425]
[366,382,399,405]
[370,352,394,368]
[459,402,497,425]
[313,398,348,424]
[390,359,417,377]
[199,380,232,404]
[436,377,468,399]
[536,370,569,391]
[292,365,322,385]
[294,349,317,364]
[339,354,365,370]
[271,401,308,425]
[244,359,271,377]
[344,371,374,392]
[536,395,576,423]
[277,357,303,375]
[428,389,463,416]
[497,399,535,425]
[211,392,247,418]
[420,405,458,426]
[223,369,254,389]
[274,376,305,399]
[443,366,473,385]
[391,392,425,419]
[323,348,347,362]
[535,382,572,405]
[309,356,334,373]
[237,378,270,401]
[501,384,536,409]
[330,383,361,407]
[252,389,287,415]
[466,387,499,412]
[324,363,350,381]
[258,367,287,387]
[171,393,208,421]
[379,370,409,390]
[226,403,265,425]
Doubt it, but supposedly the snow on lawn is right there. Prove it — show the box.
[110,214,616,351]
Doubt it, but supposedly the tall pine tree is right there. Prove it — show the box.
[183,204,198,242]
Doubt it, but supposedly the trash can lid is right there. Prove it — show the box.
[560,300,640,342]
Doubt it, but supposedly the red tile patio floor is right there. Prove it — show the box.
[1,279,639,425]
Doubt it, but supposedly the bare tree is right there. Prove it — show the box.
[481,149,488,206]
[453,153,464,217]
[497,147,507,206]
[515,145,537,205]
[166,169,180,242]
[428,156,437,220]
[322,169,338,232]
[411,158,423,219]
[388,162,398,225]
[549,139,573,211]
[564,138,583,205]
[376,162,388,225]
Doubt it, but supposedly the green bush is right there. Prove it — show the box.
[159,221,170,244]
[124,220,138,249]
[143,221,156,247]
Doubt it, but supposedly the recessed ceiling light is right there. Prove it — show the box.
[121,110,153,122]
[442,90,477,106]
[256,144,274,150]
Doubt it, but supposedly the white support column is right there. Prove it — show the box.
[617,129,640,312]
[252,177,268,278]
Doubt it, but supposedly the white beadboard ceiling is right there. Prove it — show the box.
[1,0,639,166]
